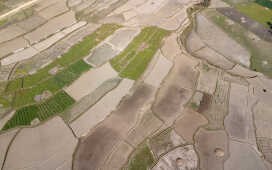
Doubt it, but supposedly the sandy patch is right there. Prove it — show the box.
[65,63,118,101]
[144,51,173,87]
[70,79,134,137]
[24,11,76,44]
[3,117,77,170]
[38,0,68,19]
[0,25,26,44]
[0,37,28,59]
[1,47,38,65]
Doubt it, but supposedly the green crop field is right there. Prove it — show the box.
[13,60,90,108]
[37,91,75,121]
[3,91,74,130]
[124,143,154,170]
[2,105,39,130]
[5,24,120,93]
[0,96,11,108]
[110,26,169,80]
[236,3,272,28]
[256,0,272,9]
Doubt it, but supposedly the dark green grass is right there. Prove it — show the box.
[124,143,154,170]
[255,0,272,9]
[6,24,120,92]
[2,91,75,130]
[37,91,75,121]
[13,60,91,108]
[110,27,170,80]
[2,105,39,130]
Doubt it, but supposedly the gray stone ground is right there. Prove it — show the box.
[1,0,272,170]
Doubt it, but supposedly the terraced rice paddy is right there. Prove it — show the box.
[110,26,170,80]
[13,60,90,107]
[6,24,120,92]
[2,91,74,130]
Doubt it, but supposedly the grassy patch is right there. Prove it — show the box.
[2,105,39,130]
[110,26,169,80]
[256,0,272,9]
[0,96,11,108]
[191,102,200,109]
[236,3,272,28]
[124,143,154,170]
[205,9,272,77]
[37,91,75,121]
[13,60,90,108]
[6,24,120,92]
[2,91,74,130]
[0,18,7,26]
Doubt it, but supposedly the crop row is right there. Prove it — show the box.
[13,60,90,108]
[5,24,121,93]
[2,91,74,130]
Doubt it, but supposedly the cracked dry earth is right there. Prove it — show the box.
[0,0,272,170]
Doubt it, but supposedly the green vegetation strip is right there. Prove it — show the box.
[13,60,91,108]
[206,10,272,78]
[236,3,272,28]
[110,26,170,80]
[256,0,272,9]
[2,91,74,131]
[124,143,154,170]
[6,24,121,93]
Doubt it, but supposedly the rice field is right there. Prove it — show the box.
[13,60,91,108]
[2,91,75,130]
[110,26,170,80]
[5,24,120,93]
